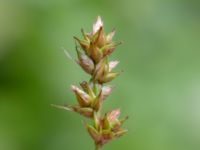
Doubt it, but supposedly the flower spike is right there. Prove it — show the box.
[53,16,128,150]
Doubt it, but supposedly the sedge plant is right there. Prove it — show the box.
[52,16,128,150]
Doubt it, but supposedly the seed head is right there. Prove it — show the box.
[74,16,122,64]
[87,109,128,147]
[53,16,128,150]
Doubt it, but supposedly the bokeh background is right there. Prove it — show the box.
[0,0,200,150]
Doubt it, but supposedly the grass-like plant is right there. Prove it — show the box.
[52,16,128,150]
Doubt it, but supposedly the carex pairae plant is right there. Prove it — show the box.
[52,16,128,150]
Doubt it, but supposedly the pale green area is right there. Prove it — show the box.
[0,0,200,150]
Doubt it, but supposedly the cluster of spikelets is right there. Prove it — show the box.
[53,16,128,149]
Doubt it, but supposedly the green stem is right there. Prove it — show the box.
[92,79,98,96]
[95,144,101,150]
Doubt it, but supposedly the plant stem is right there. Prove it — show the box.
[95,144,101,150]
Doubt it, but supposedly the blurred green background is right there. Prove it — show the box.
[0,0,200,150]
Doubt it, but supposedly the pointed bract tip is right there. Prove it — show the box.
[107,108,121,122]
[106,29,116,42]
[93,16,103,34]
[71,85,76,91]
[109,61,119,72]
[51,104,72,111]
